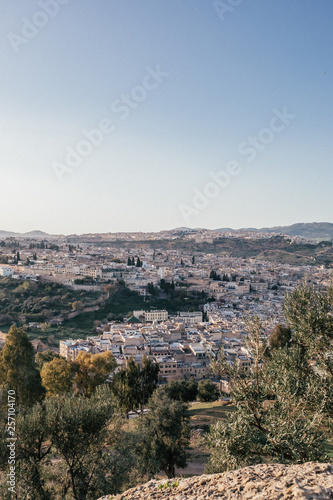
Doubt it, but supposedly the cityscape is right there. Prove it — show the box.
[0,226,332,383]
[1,1,333,498]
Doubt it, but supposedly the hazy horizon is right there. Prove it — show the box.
[1,221,333,237]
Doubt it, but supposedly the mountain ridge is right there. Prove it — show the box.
[214,222,333,240]
[1,223,333,240]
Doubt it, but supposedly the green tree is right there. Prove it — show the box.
[284,282,333,377]
[72,300,83,311]
[41,357,75,396]
[74,351,117,396]
[112,356,158,415]
[164,377,198,402]
[12,386,136,500]
[35,350,60,370]
[140,355,159,408]
[0,326,45,407]
[40,322,51,334]
[15,403,52,500]
[136,390,191,478]
[147,282,157,295]
[206,308,331,473]
[45,387,115,499]
[197,379,219,402]
[210,270,221,281]
[269,323,292,350]
[111,357,141,415]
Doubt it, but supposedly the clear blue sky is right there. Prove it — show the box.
[1,0,332,234]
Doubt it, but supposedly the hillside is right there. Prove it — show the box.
[214,222,333,240]
[0,277,101,329]
[92,236,333,267]
[98,462,333,499]
[258,222,333,240]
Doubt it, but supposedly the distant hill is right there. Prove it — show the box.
[259,222,333,240]
[0,231,17,238]
[1,223,332,241]
[0,230,59,239]
[216,227,258,232]
[215,222,333,240]
[23,230,51,238]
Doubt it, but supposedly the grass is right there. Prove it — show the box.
[189,401,235,424]
[158,479,180,490]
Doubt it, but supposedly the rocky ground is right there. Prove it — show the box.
[98,462,333,499]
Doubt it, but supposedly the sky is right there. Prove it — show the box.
[0,0,332,234]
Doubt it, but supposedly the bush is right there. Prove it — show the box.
[197,379,219,402]
[206,296,333,473]
[164,378,198,402]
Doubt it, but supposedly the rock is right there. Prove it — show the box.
[98,462,333,500]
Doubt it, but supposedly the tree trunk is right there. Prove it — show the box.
[166,464,175,479]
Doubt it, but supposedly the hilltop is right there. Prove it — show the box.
[0,229,60,239]
[98,462,333,499]
[214,222,333,240]
[257,222,333,240]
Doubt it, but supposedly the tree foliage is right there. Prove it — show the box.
[73,350,117,397]
[209,270,221,281]
[35,350,60,370]
[111,357,141,415]
[10,386,137,500]
[269,323,292,350]
[0,326,45,407]
[41,357,76,397]
[284,281,333,377]
[136,390,191,479]
[164,377,198,402]
[15,403,52,499]
[207,290,333,473]
[140,355,159,407]
[197,379,219,402]
[111,356,159,415]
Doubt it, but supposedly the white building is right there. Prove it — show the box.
[133,309,168,322]
[0,266,14,277]
[176,311,203,324]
